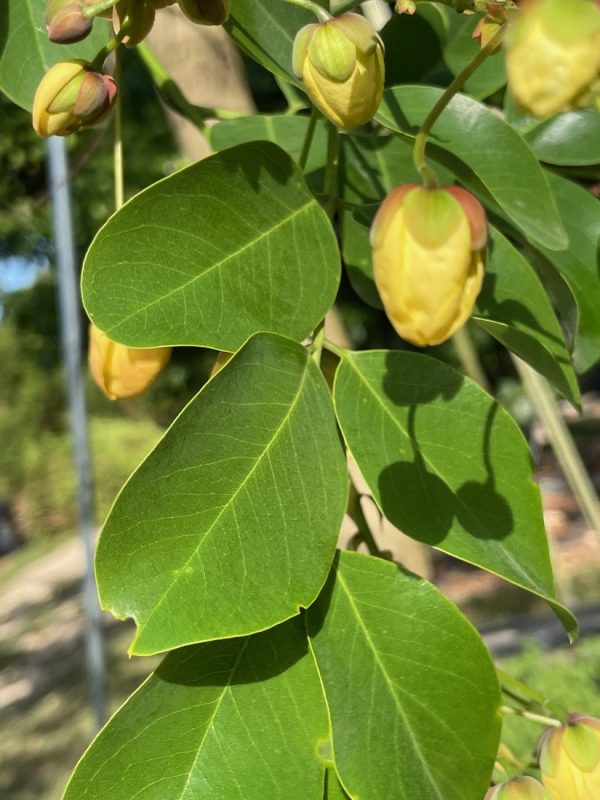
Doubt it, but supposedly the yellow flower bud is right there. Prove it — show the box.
[485,777,551,800]
[539,714,600,799]
[506,0,600,117]
[88,325,172,400]
[370,184,487,347]
[292,12,385,129]
[177,0,229,25]
[32,60,117,138]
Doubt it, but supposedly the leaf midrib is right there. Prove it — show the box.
[100,199,315,336]
[130,359,311,646]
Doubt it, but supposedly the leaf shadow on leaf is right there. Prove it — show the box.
[155,618,308,688]
[377,353,513,546]
[221,140,296,192]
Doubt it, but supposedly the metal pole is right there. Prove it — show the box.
[46,136,107,730]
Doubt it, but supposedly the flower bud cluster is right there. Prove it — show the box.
[35,0,230,138]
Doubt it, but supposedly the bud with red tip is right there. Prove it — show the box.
[505,0,600,117]
[485,776,551,799]
[370,184,487,346]
[177,0,230,25]
[32,60,117,138]
[46,0,92,44]
[88,325,172,400]
[292,12,385,130]
[539,713,600,799]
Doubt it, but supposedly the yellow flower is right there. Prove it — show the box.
[485,776,551,799]
[32,60,117,138]
[177,0,229,25]
[292,12,385,129]
[88,325,172,400]
[370,184,486,347]
[505,0,600,117]
[540,714,600,800]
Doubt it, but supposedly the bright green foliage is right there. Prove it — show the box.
[376,86,568,251]
[83,142,340,351]
[5,0,600,797]
[308,552,502,799]
[333,350,576,638]
[96,333,348,654]
[474,229,580,406]
[63,617,330,799]
[531,172,600,373]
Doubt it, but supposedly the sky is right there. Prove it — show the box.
[0,256,46,294]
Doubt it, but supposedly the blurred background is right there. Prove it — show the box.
[2,7,600,799]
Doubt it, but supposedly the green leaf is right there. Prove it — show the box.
[325,769,351,799]
[508,101,600,166]
[227,0,312,82]
[0,0,109,111]
[474,228,579,406]
[444,14,506,100]
[96,333,348,655]
[380,8,446,86]
[376,86,568,251]
[530,172,600,373]
[64,618,329,800]
[211,113,328,176]
[308,551,502,800]
[82,141,340,351]
[333,350,576,637]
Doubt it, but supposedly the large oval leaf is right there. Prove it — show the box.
[0,0,109,111]
[475,228,579,406]
[530,172,600,373]
[97,333,348,655]
[333,350,576,637]
[83,141,340,351]
[308,551,502,799]
[376,86,568,251]
[64,618,329,800]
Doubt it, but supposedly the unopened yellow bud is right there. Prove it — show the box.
[506,0,600,117]
[370,184,487,347]
[292,12,385,129]
[485,777,551,800]
[32,60,117,138]
[539,714,600,799]
[88,325,172,400]
[177,0,229,25]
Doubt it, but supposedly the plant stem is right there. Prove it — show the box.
[453,326,490,392]
[82,0,119,19]
[298,107,319,171]
[136,43,243,131]
[349,484,383,557]
[323,338,345,358]
[498,668,565,720]
[512,356,600,537]
[91,20,131,71]
[323,122,340,219]
[501,706,562,728]
[113,46,124,212]
[413,26,505,187]
[311,320,325,365]
[284,0,331,21]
